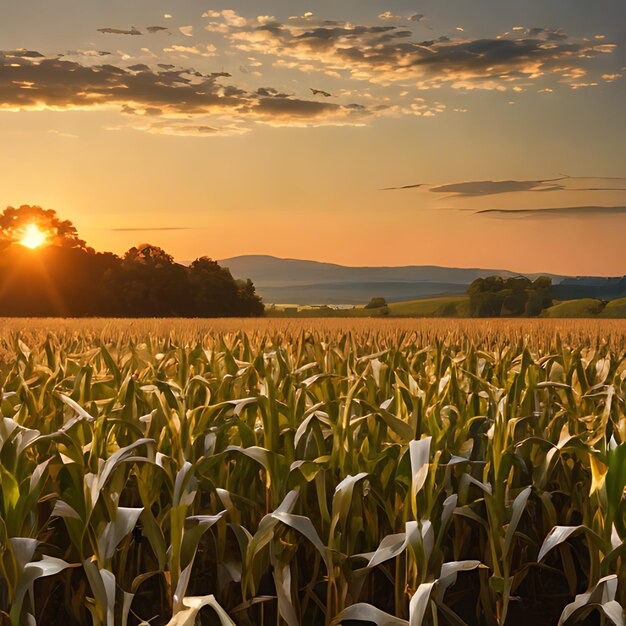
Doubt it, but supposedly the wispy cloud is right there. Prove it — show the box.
[97,27,142,36]
[381,176,626,196]
[430,177,568,196]
[124,120,249,137]
[382,183,424,191]
[476,206,626,218]
[147,26,170,34]
[432,176,626,196]
[108,227,194,232]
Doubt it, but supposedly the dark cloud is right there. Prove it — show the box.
[527,27,568,41]
[209,13,615,89]
[97,27,142,36]
[1,49,44,58]
[66,49,112,57]
[431,177,568,196]
[253,96,341,117]
[0,51,370,127]
[476,206,626,218]
[382,183,424,191]
[127,63,151,72]
[256,87,290,98]
[310,88,333,97]
[0,53,255,114]
[381,176,626,196]
[146,26,170,34]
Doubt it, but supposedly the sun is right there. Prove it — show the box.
[19,223,48,249]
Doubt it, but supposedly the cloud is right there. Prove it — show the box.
[0,50,371,130]
[47,129,78,139]
[382,183,424,190]
[179,26,194,37]
[476,206,626,218]
[0,52,244,114]
[97,27,142,36]
[382,176,626,196]
[108,227,194,231]
[431,177,569,196]
[65,49,112,57]
[1,48,44,58]
[250,97,370,127]
[203,12,616,90]
[379,11,402,21]
[310,88,333,97]
[127,120,249,137]
[163,44,217,57]
[203,9,248,28]
[147,26,171,34]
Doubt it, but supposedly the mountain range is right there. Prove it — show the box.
[217,255,626,305]
[215,256,521,304]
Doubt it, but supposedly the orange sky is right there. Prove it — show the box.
[1,0,625,275]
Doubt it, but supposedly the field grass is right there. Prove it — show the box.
[0,318,624,626]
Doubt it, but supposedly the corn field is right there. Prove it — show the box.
[0,319,624,626]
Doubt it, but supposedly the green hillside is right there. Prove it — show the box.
[387,296,469,317]
[270,295,626,319]
[600,297,626,318]
[541,299,606,318]
[268,296,469,318]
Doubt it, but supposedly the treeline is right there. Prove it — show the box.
[0,244,264,317]
[0,205,264,317]
[467,276,552,317]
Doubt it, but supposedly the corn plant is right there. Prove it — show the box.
[0,319,623,626]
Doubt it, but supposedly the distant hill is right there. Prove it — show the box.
[541,299,607,318]
[542,297,626,319]
[218,255,568,305]
[552,276,626,301]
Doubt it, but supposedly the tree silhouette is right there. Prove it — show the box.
[0,205,87,250]
[0,207,264,317]
[467,275,552,317]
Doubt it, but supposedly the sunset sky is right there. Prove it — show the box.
[1,0,625,276]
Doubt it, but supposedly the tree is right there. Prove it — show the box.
[468,275,553,318]
[124,243,175,267]
[236,278,265,317]
[365,297,387,309]
[0,205,87,250]
[525,277,553,316]
[0,205,265,317]
[470,291,505,317]
[188,257,264,317]
[468,277,506,317]
[502,289,529,316]
[104,244,191,316]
